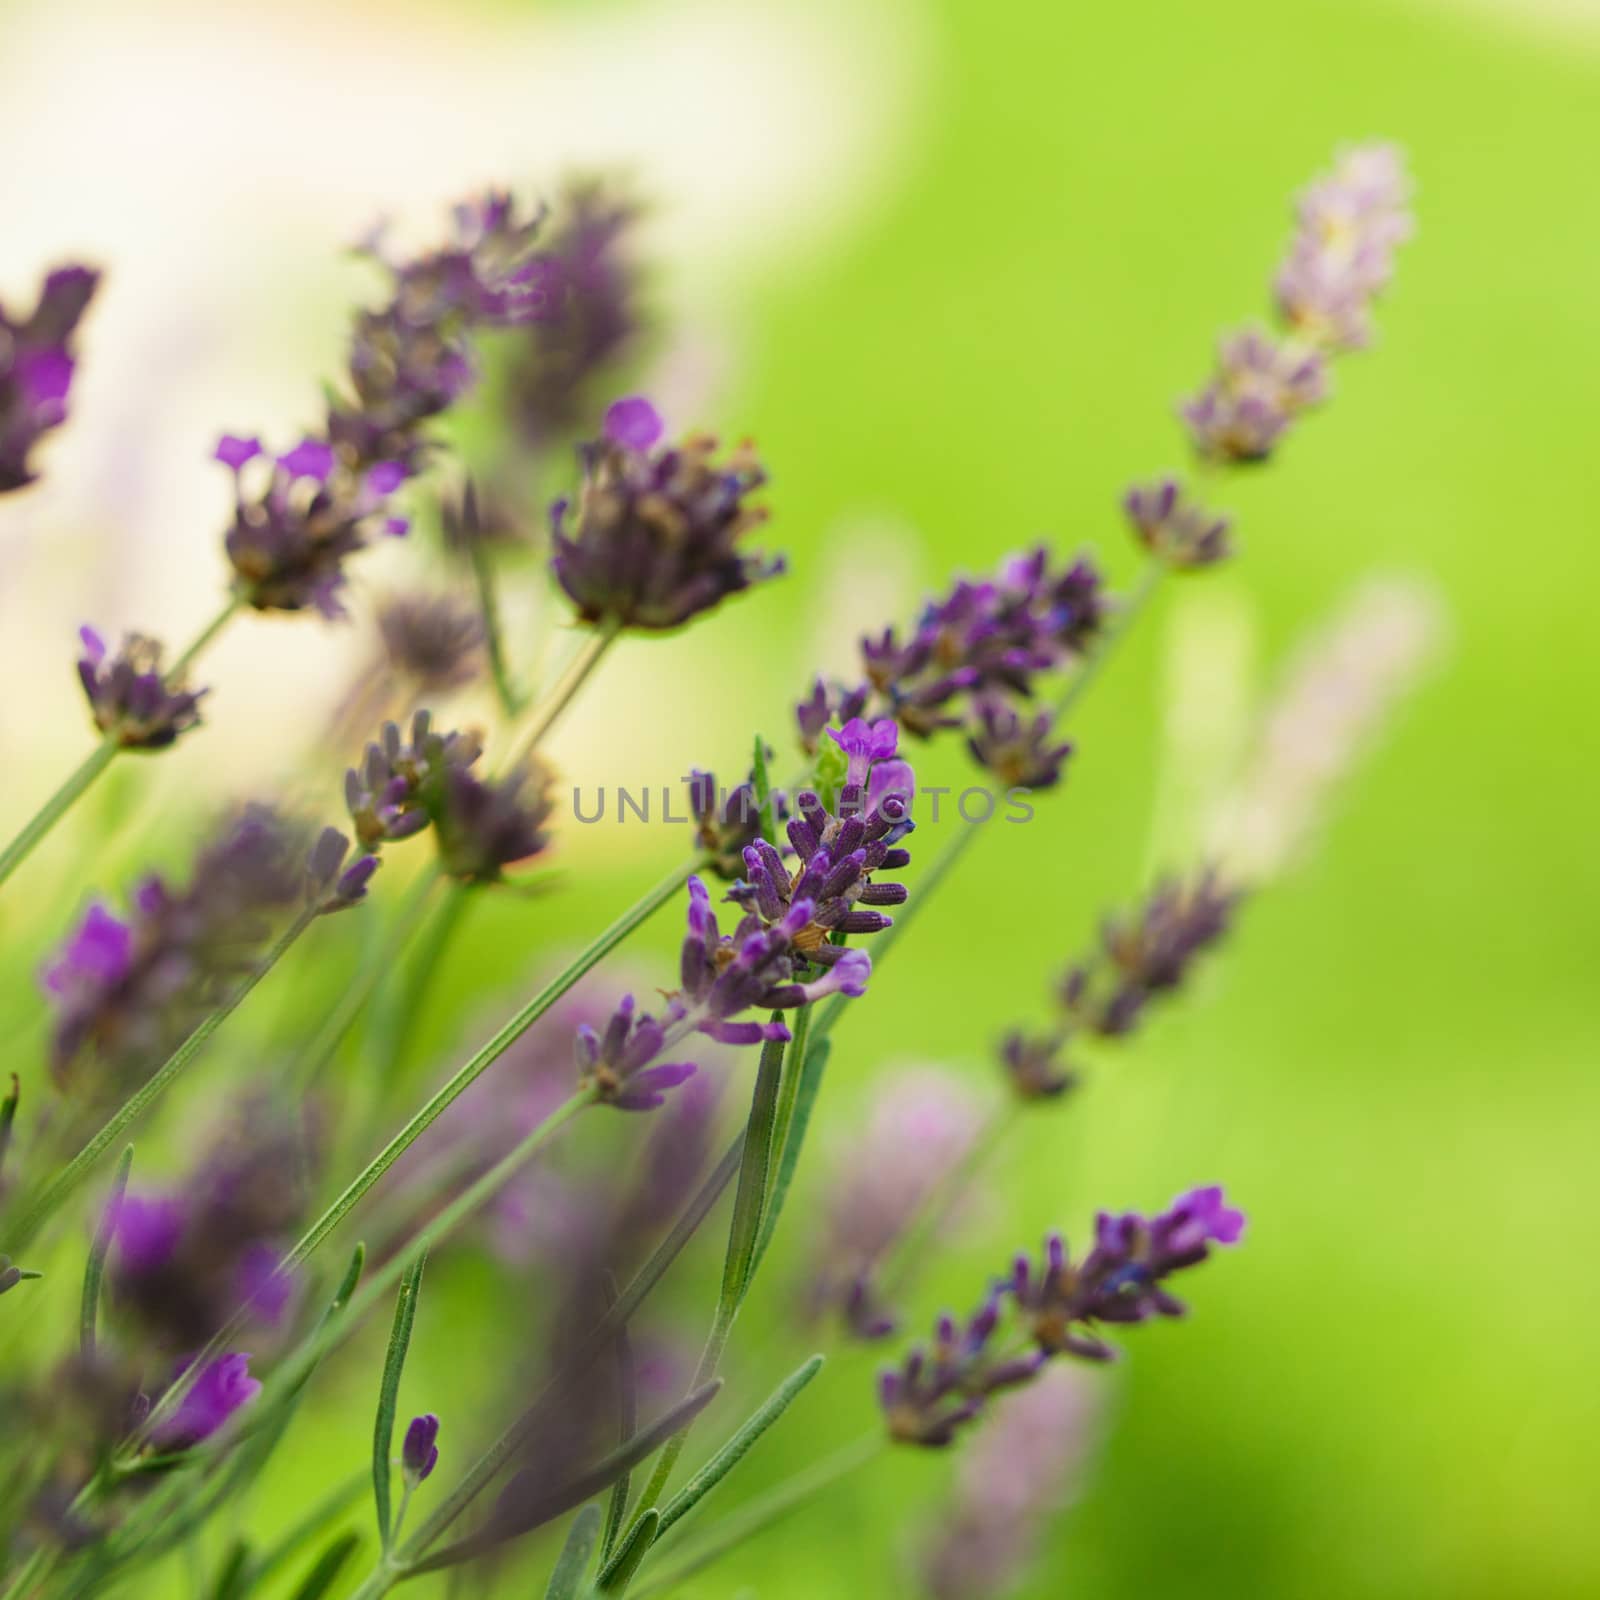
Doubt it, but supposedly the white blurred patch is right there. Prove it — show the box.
[0,0,932,815]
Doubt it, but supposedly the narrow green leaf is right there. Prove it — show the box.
[656,1355,824,1540]
[752,1036,831,1275]
[286,1531,361,1600]
[594,1507,658,1594]
[207,1538,250,1600]
[0,1072,19,1185]
[600,1275,637,1561]
[329,1242,367,1317]
[81,1145,133,1360]
[373,1252,427,1551]
[543,1503,603,1600]
[720,1027,785,1314]
[411,1382,722,1574]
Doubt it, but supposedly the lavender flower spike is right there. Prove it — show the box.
[155,1353,262,1447]
[402,1413,441,1486]
[76,627,207,750]
[0,264,100,493]
[550,401,781,630]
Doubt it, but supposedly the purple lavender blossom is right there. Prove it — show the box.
[375,593,485,692]
[0,264,100,493]
[1122,478,1233,570]
[403,1413,441,1486]
[432,762,553,885]
[1061,867,1241,1037]
[76,627,206,750]
[43,808,309,1084]
[878,1295,1044,1447]
[154,1353,261,1447]
[965,700,1072,790]
[343,711,484,851]
[687,769,764,880]
[1275,143,1413,352]
[109,1095,315,1352]
[550,409,780,631]
[305,826,381,914]
[1181,327,1328,464]
[1010,1185,1245,1354]
[997,1029,1078,1101]
[576,994,698,1111]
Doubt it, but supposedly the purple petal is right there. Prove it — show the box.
[603,395,664,452]
[213,433,263,471]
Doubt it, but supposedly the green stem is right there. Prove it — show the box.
[628,1433,883,1599]
[508,625,619,764]
[281,858,694,1273]
[4,903,320,1255]
[0,596,242,893]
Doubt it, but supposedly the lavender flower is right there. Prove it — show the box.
[108,1095,315,1351]
[878,1296,1043,1448]
[154,1353,262,1448]
[1180,145,1411,464]
[1061,868,1240,1037]
[576,995,698,1112]
[0,264,99,493]
[343,711,484,850]
[997,1029,1077,1101]
[76,628,206,750]
[1009,1185,1245,1355]
[433,761,553,885]
[1122,479,1232,570]
[1275,143,1413,352]
[375,593,485,692]
[1181,327,1328,464]
[220,438,411,619]
[686,769,763,879]
[402,1414,441,1486]
[43,808,309,1084]
[549,398,780,630]
[965,700,1072,790]
[305,826,381,914]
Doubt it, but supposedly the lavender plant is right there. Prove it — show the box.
[0,142,1414,1600]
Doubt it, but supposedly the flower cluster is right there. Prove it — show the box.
[42,808,314,1083]
[76,628,206,750]
[1121,478,1232,571]
[1059,867,1240,1037]
[1181,143,1411,465]
[343,710,551,884]
[107,1095,315,1352]
[881,1186,1243,1447]
[686,768,764,879]
[0,264,99,494]
[221,194,560,617]
[375,592,486,693]
[796,548,1103,791]
[550,396,780,631]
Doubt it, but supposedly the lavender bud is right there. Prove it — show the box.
[0,264,100,494]
[998,1029,1078,1101]
[375,592,486,693]
[433,761,553,885]
[402,1412,441,1486]
[153,1353,261,1448]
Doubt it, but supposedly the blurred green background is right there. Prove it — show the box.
[4,0,1599,1595]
